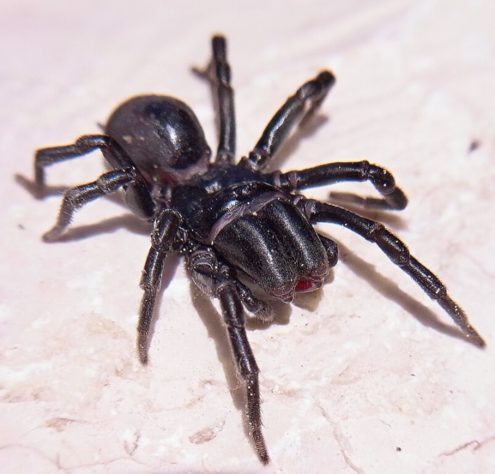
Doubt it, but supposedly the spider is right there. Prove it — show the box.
[34,35,485,464]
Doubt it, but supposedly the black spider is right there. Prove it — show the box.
[34,35,485,464]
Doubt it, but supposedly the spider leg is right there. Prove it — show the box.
[194,35,236,164]
[299,199,485,347]
[235,280,274,323]
[42,168,137,241]
[240,70,336,171]
[35,134,136,188]
[271,160,408,210]
[138,209,181,364]
[35,134,154,240]
[187,248,269,464]
[317,233,339,267]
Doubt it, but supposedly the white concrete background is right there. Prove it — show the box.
[1,0,494,472]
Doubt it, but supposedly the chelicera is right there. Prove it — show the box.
[34,35,485,464]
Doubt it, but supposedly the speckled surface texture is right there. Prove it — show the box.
[1,0,494,472]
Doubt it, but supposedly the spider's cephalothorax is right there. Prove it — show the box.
[34,35,485,464]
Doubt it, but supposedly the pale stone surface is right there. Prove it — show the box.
[1,0,494,472]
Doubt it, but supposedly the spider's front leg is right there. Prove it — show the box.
[271,160,408,210]
[299,199,485,347]
[187,248,270,464]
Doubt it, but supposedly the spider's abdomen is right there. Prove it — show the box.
[105,95,211,184]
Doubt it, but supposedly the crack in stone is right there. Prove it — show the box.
[189,420,226,445]
[333,425,365,474]
[440,434,495,456]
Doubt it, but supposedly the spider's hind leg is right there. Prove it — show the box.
[241,70,336,171]
[35,134,135,188]
[194,35,236,164]
[187,247,270,464]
